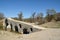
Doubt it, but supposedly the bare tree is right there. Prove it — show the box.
[31,12,36,22]
[18,12,23,21]
[36,12,43,24]
[46,9,51,22]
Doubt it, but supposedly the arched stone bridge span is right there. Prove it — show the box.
[3,18,46,34]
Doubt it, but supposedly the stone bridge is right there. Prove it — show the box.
[3,18,46,34]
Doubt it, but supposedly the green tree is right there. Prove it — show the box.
[0,12,4,20]
[46,9,56,22]
[51,9,57,21]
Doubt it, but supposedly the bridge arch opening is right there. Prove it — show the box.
[5,19,9,31]
[10,23,13,31]
[30,28,33,32]
[15,25,18,32]
[23,28,29,34]
[19,24,22,28]
[5,18,8,23]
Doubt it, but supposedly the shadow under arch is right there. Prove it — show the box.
[15,25,18,32]
[23,28,29,34]
[30,28,33,32]
[19,24,22,28]
[10,23,13,31]
[5,18,9,31]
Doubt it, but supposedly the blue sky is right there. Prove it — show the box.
[0,0,60,18]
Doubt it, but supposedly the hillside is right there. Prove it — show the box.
[39,21,60,28]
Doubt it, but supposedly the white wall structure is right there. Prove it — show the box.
[3,18,46,34]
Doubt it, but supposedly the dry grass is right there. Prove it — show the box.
[39,21,60,28]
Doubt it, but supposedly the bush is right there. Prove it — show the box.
[0,25,3,30]
[0,21,3,30]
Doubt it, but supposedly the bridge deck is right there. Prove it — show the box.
[8,18,46,29]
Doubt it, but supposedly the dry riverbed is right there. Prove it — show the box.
[0,28,60,40]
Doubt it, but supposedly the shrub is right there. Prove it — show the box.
[0,25,3,30]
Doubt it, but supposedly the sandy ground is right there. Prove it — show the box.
[0,28,60,40]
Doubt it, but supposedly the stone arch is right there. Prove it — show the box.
[15,25,18,32]
[23,28,29,34]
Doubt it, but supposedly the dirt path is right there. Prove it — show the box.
[0,30,23,40]
[0,28,60,40]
